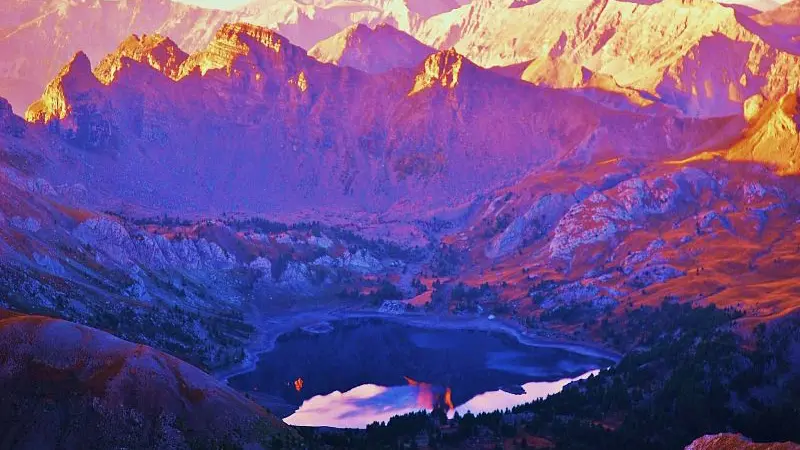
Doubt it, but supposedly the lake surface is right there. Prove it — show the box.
[229,318,615,428]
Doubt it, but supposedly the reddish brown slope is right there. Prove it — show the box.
[686,434,800,450]
[427,154,800,334]
[0,312,299,449]
[725,92,800,174]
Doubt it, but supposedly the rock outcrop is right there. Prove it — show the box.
[410,49,466,94]
[726,91,800,174]
[686,434,800,450]
[94,34,189,84]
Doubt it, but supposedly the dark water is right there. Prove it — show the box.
[230,318,614,427]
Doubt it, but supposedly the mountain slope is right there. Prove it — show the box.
[0,311,299,449]
[754,0,800,24]
[0,0,469,113]
[415,0,800,116]
[309,23,435,72]
[725,92,800,173]
[429,149,800,333]
[508,56,673,113]
[22,23,744,216]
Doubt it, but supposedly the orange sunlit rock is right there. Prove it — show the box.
[405,376,453,411]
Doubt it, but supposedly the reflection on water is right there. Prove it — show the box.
[403,376,454,411]
[230,318,616,426]
[454,370,598,415]
[285,370,599,428]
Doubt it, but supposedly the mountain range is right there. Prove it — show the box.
[0,0,467,112]
[2,0,799,117]
[16,20,747,217]
[2,0,800,448]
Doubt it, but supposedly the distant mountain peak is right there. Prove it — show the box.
[344,22,409,42]
[309,23,434,73]
[410,49,467,94]
[218,22,287,54]
[65,51,92,74]
[94,34,188,84]
[179,22,303,78]
[50,51,95,89]
[754,0,800,24]
[0,97,12,115]
[348,22,377,38]
[413,0,800,116]
[25,51,100,124]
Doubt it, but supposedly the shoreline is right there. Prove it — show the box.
[214,308,622,384]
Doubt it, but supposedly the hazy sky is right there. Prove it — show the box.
[174,0,252,10]
[173,0,791,11]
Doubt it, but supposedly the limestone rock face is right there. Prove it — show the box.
[340,249,382,272]
[727,91,800,174]
[278,261,314,291]
[626,264,686,289]
[410,49,465,94]
[94,34,189,84]
[178,22,302,78]
[73,218,235,271]
[486,193,574,258]
[547,167,724,260]
[685,434,800,450]
[550,191,629,260]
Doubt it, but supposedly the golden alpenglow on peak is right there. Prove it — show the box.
[410,49,464,95]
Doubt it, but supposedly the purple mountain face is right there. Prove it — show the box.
[21,23,742,217]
